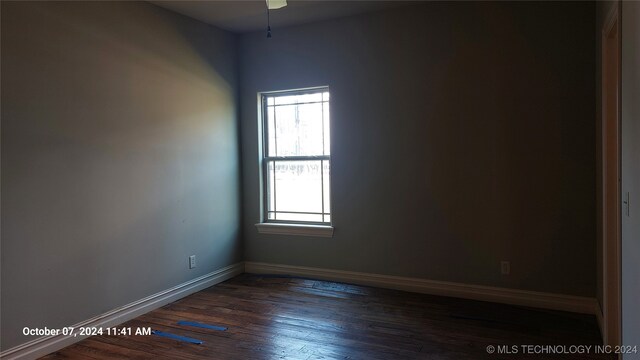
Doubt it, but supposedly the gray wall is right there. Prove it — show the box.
[1,1,241,350]
[621,1,640,355]
[240,2,596,297]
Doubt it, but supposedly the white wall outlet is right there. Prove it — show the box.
[189,255,196,269]
[501,261,510,275]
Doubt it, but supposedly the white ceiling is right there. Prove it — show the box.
[150,1,411,34]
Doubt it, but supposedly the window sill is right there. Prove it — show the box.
[255,223,334,238]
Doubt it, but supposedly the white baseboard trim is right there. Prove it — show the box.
[245,262,599,315]
[2,261,599,359]
[0,262,244,360]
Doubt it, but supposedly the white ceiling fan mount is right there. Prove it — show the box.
[266,0,287,10]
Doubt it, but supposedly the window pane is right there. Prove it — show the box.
[274,92,322,106]
[323,160,330,215]
[275,212,323,222]
[267,106,276,156]
[268,160,322,213]
[323,102,330,155]
[267,161,276,212]
[274,103,323,156]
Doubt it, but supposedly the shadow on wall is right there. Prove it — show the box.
[1,1,241,351]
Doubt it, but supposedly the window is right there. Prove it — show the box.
[260,88,331,228]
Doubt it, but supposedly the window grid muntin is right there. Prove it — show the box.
[262,88,331,225]
[263,101,330,156]
[264,158,331,224]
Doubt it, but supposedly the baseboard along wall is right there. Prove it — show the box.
[245,262,600,315]
[2,261,601,359]
[0,262,244,360]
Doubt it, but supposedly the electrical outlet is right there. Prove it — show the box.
[501,261,510,275]
[189,255,196,269]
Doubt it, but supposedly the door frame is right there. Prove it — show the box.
[601,2,622,347]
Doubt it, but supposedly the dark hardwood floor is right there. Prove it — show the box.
[42,274,610,359]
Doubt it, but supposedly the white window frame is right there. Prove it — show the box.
[255,87,334,237]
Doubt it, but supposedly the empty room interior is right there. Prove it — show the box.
[1,1,639,359]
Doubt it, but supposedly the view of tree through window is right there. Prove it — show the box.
[262,89,330,223]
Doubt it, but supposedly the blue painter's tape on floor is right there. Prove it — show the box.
[177,320,227,331]
[151,330,203,344]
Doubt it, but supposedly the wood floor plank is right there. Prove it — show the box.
[41,274,611,359]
